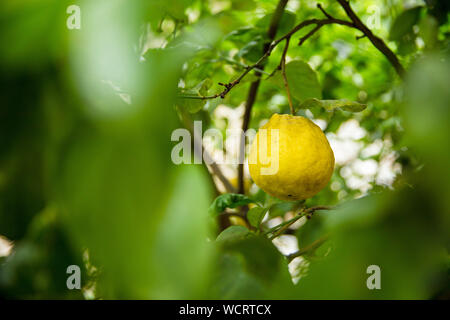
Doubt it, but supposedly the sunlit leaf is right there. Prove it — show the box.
[298,98,367,113]
[247,207,268,228]
[272,60,322,102]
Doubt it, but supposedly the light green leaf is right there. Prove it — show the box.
[216,226,250,243]
[209,193,257,216]
[231,0,256,11]
[177,79,212,113]
[273,60,322,102]
[298,98,367,113]
[247,207,268,228]
[389,7,422,41]
[419,15,438,49]
[177,94,205,113]
[198,79,213,96]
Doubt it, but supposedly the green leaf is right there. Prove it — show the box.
[389,7,422,41]
[177,79,212,113]
[237,36,264,63]
[268,201,303,218]
[216,226,250,243]
[419,15,438,49]
[210,253,266,299]
[177,94,205,113]
[221,236,291,289]
[296,212,325,249]
[256,10,296,39]
[396,33,417,56]
[298,98,367,113]
[209,193,256,215]
[272,60,322,102]
[198,79,213,96]
[247,207,268,228]
[231,0,256,11]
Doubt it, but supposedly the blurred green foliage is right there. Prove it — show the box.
[0,0,449,299]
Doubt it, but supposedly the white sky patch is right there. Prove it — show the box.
[361,139,383,158]
[352,73,364,87]
[377,152,402,186]
[328,133,364,165]
[288,257,309,284]
[309,55,323,69]
[266,217,283,229]
[337,119,367,140]
[328,120,401,194]
[287,0,300,11]
[0,235,13,257]
[352,159,378,176]
[312,119,327,131]
[208,104,248,191]
[272,235,299,256]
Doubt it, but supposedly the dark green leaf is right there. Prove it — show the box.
[247,207,268,228]
[221,236,291,288]
[389,7,422,41]
[237,36,264,63]
[396,32,417,56]
[209,193,256,215]
[268,201,303,218]
[231,0,256,11]
[216,226,250,243]
[298,98,367,113]
[296,212,325,249]
[256,10,296,39]
[419,15,438,48]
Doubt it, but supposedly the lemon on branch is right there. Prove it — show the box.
[248,114,334,201]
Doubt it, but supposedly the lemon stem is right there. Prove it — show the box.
[280,37,295,115]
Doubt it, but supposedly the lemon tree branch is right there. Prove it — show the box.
[180,1,404,102]
[286,235,330,262]
[336,0,405,78]
[267,206,332,240]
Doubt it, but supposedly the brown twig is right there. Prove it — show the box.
[355,34,366,40]
[180,1,404,101]
[298,24,323,46]
[317,3,333,19]
[336,0,405,77]
[269,206,332,240]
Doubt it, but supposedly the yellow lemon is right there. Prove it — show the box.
[248,114,334,200]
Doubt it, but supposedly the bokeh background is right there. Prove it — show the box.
[0,0,448,299]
